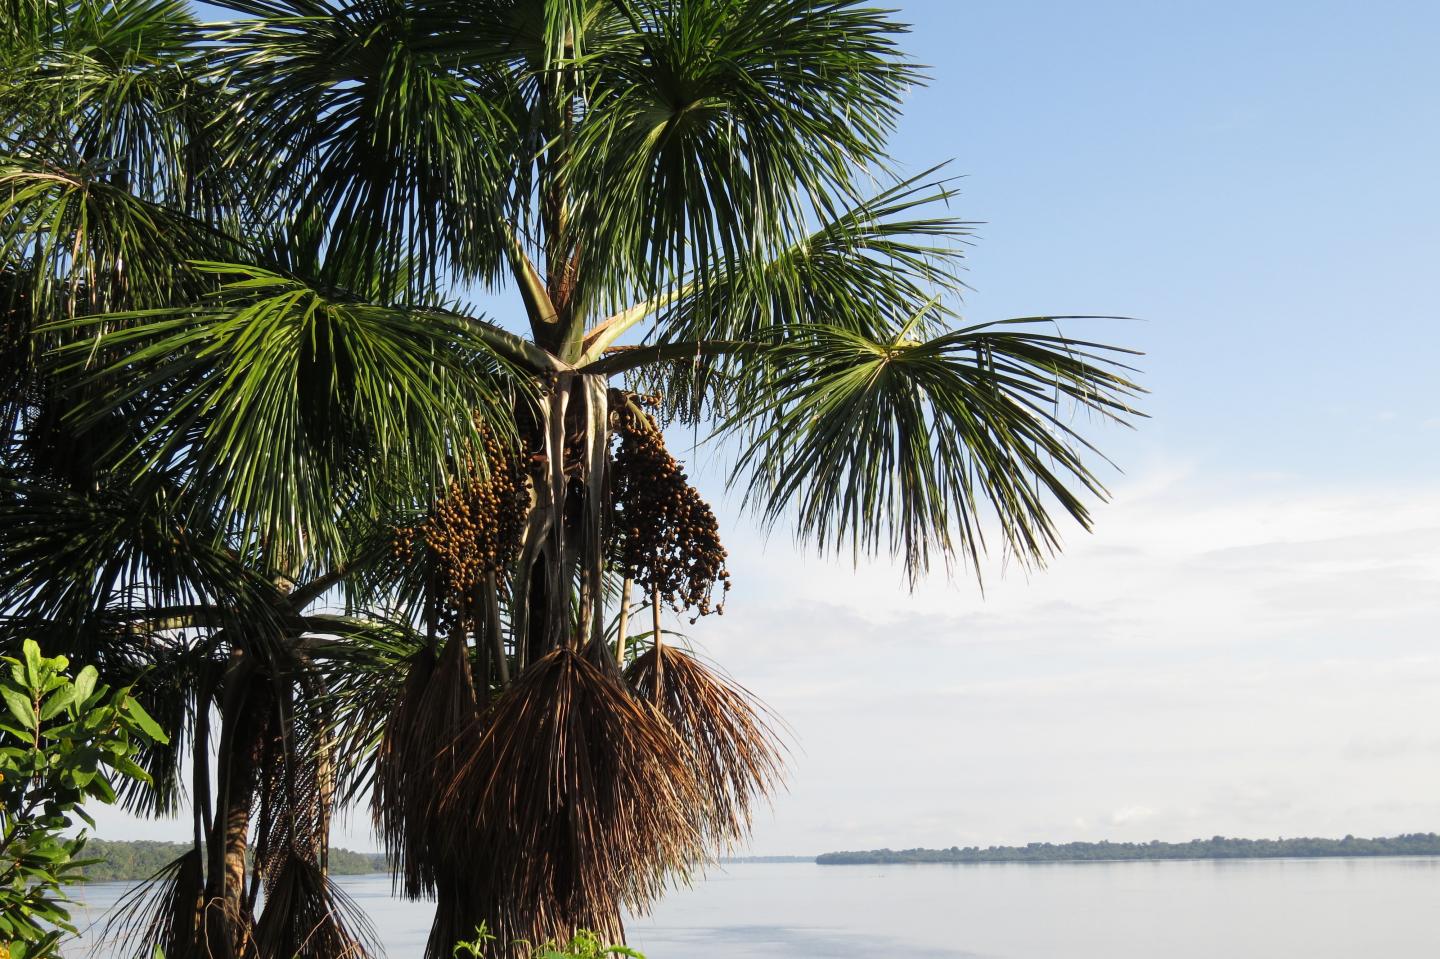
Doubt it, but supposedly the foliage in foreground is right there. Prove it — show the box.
[0,641,166,958]
[456,925,643,959]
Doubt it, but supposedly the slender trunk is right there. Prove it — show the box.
[485,571,509,686]
[615,577,633,664]
[651,585,663,704]
[205,657,268,958]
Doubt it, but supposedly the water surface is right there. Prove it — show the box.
[67,857,1440,957]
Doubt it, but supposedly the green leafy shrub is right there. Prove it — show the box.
[0,640,168,958]
[455,925,643,959]
[533,930,644,959]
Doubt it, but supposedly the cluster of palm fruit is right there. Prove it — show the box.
[393,429,529,627]
[609,390,730,620]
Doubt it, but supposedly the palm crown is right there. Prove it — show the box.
[0,1,1141,956]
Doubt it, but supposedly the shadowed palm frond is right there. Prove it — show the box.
[106,638,225,818]
[371,630,478,900]
[305,613,428,810]
[253,849,378,959]
[103,846,205,959]
[0,467,283,643]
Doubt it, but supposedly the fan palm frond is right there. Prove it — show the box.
[0,163,237,325]
[201,0,519,299]
[568,0,920,307]
[0,467,281,643]
[600,170,973,423]
[48,265,525,567]
[727,317,1144,579]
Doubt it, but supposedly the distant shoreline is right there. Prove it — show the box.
[78,840,387,883]
[816,833,1440,865]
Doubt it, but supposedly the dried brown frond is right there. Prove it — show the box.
[625,646,786,849]
[104,847,204,959]
[425,878,484,959]
[252,849,378,959]
[434,648,707,956]
[372,631,480,898]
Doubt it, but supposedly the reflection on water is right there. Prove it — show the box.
[67,857,1440,958]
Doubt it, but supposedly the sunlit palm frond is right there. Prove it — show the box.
[606,171,973,423]
[568,0,920,307]
[726,317,1144,579]
[0,0,245,223]
[0,164,237,324]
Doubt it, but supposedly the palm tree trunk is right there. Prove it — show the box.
[205,655,268,957]
[651,586,663,704]
[615,577,633,663]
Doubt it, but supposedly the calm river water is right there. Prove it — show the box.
[65,857,1440,957]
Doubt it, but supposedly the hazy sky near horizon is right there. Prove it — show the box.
[95,0,1440,855]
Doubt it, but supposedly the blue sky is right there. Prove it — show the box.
[99,1,1440,855]
[887,0,1440,480]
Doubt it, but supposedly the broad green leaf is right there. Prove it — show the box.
[73,666,97,707]
[122,697,169,745]
[21,638,42,689]
[2,687,35,731]
[111,755,153,785]
[39,686,76,721]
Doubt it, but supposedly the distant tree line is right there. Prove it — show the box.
[815,833,1440,865]
[80,841,387,882]
[719,856,813,864]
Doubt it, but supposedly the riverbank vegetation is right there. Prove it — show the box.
[80,842,387,882]
[816,833,1440,865]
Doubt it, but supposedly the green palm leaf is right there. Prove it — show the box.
[48,265,525,568]
[568,0,920,306]
[201,0,520,299]
[727,316,1144,578]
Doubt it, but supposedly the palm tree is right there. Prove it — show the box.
[0,0,1142,956]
